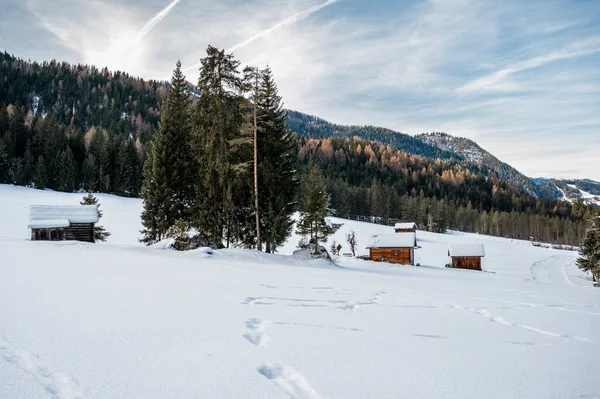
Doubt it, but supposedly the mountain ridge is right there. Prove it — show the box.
[287,110,592,200]
[0,50,594,202]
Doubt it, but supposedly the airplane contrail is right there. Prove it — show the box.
[134,0,182,43]
[183,0,341,72]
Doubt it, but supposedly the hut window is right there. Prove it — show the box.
[393,250,399,256]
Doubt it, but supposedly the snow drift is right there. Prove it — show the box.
[0,184,599,399]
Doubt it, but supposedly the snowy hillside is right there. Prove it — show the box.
[1,185,599,399]
[417,132,542,196]
[532,178,600,205]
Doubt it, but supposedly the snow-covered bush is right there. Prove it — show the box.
[166,219,193,251]
[293,244,332,261]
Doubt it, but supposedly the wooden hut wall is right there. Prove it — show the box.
[394,228,416,233]
[31,228,66,241]
[369,248,413,264]
[451,257,482,270]
[64,223,95,243]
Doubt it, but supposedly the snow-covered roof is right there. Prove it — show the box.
[394,222,416,229]
[448,244,485,257]
[27,219,71,229]
[367,233,416,248]
[28,205,99,228]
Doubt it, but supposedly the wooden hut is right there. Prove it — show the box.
[394,222,416,233]
[447,244,485,271]
[28,205,99,243]
[367,233,416,265]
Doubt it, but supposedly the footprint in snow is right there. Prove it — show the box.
[257,363,324,399]
[243,318,269,346]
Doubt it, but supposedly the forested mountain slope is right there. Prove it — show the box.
[1,50,589,201]
[417,132,545,197]
[0,51,596,245]
[286,110,459,161]
[298,136,593,245]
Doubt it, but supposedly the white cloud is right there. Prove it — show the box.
[457,36,600,93]
[25,0,182,77]
[15,0,600,180]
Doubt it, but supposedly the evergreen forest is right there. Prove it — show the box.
[0,50,597,248]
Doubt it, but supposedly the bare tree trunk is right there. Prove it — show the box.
[253,68,261,251]
[313,221,319,255]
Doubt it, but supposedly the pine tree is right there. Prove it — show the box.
[254,66,298,253]
[81,154,97,191]
[0,138,9,183]
[22,143,34,186]
[140,61,194,244]
[0,107,9,138]
[54,147,77,192]
[88,129,110,192]
[243,65,262,251]
[125,139,142,197]
[296,163,333,254]
[80,191,111,242]
[33,155,48,189]
[192,46,247,247]
[111,138,131,197]
[139,144,161,244]
[7,105,27,157]
[576,215,600,283]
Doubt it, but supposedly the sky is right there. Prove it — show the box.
[0,0,599,180]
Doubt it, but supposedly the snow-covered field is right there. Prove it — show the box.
[1,184,599,399]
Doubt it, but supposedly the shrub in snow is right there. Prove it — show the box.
[80,191,111,242]
[293,244,332,261]
[345,230,358,257]
[165,220,220,251]
[166,219,193,251]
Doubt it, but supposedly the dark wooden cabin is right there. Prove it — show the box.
[447,244,485,271]
[394,222,416,233]
[28,205,99,243]
[367,233,416,265]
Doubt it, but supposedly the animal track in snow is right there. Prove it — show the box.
[470,308,598,344]
[242,295,381,311]
[257,363,324,399]
[0,336,85,399]
[271,321,362,332]
[413,334,448,339]
[242,297,274,306]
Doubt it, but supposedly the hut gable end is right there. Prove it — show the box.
[394,222,416,233]
[448,244,485,271]
[367,233,416,265]
[448,244,485,258]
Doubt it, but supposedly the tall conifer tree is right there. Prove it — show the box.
[33,155,48,189]
[140,61,194,244]
[193,46,249,247]
[296,163,333,254]
[255,67,298,253]
[54,147,76,192]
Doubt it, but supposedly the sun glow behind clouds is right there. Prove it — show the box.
[25,0,180,77]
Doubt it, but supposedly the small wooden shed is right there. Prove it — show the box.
[367,233,417,265]
[28,205,99,243]
[394,222,416,233]
[448,244,485,271]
